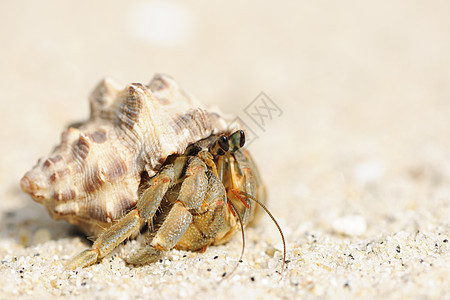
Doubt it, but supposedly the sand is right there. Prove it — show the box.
[0,1,449,299]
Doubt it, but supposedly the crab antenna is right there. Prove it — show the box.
[235,190,286,273]
[221,198,246,280]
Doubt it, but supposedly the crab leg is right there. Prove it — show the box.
[67,210,142,269]
[126,157,210,265]
[66,167,175,269]
[174,169,227,251]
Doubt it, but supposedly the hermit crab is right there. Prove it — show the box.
[20,74,285,270]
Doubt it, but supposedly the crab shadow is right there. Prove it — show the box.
[0,185,85,248]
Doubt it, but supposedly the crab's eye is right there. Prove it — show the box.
[228,130,245,152]
[210,135,229,156]
[218,135,229,152]
[238,130,245,148]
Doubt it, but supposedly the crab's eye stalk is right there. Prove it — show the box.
[210,135,229,156]
[228,130,245,152]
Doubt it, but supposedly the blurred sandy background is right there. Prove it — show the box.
[0,1,449,299]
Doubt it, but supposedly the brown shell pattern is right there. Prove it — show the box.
[21,74,237,236]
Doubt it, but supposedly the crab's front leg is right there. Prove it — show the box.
[66,167,175,269]
[125,156,211,265]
